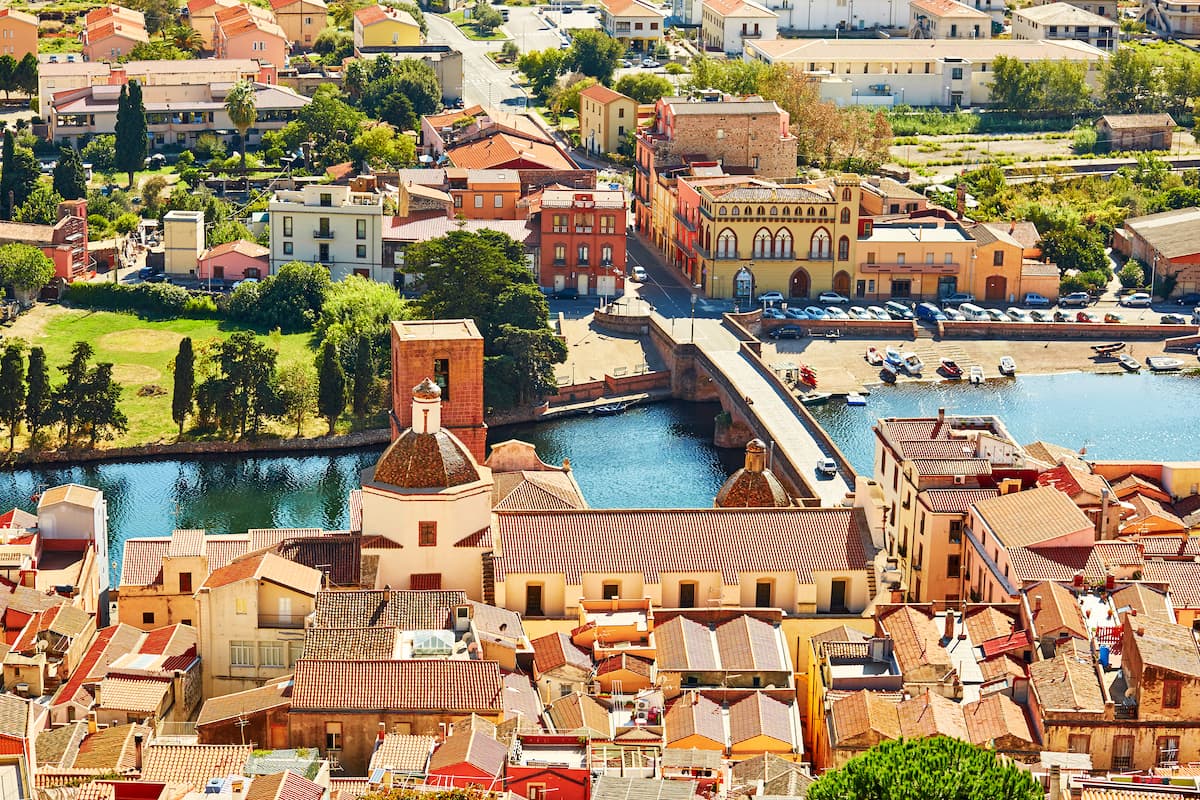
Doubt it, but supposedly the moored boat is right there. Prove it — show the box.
[1147,356,1184,372]
[1118,354,1141,372]
[885,346,904,367]
[939,358,962,378]
[592,401,629,415]
[968,365,984,384]
[846,393,867,406]
[1091,342,1125,355]
[866,347,884,366]
[800,392,831,406]
[999,356,1016,376]
[901,352,924,375]
[880,362,897,383]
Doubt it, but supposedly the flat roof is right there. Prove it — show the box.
[392,319,483,340]
[864,223,971,243]
[746,36,1108,63]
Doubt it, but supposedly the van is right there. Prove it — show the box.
[958,302,988,321]
[915,302,946,322]
[500,8,509,19]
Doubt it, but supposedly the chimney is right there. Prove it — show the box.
[134,732,144,771]
[87,711,98,735]
[1034,595,1043,614]
[1099,488,1111,539]
[1048,765,1062,800]
[411,377,442,433]
[943,610,955,641]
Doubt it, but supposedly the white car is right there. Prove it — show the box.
[757,291,785,304]
[232,277,260,289]
[847,306,871,320]
[866,306,890,321]
[630,265,647,282]
[641,58,660,68]
[818,291,850,304]
[1006,307,1032,322]
[816,457,838,476]
[1122,292,1152,308]
[943,308,966,322]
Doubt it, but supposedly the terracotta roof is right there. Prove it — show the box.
[215,4,287,41]
[446,133,575,171]
[655,616,719,671]
[466,601,524,643]
[580,84,632,105]
[200,239,269,262]
[1110,583,1173,622]
[663,749,722,770]
[596,653,653,678]
[0,7,37,25]
[312,589,466,629]
[354,4,418,26]
[369,428,481,491]
[303,627,397,659]
[702,0,776,17]
[545,693,611,738]
[730,753,813,795]
[972,486,1093,549]
[1023,441,1087,469]
[1026,581,1088,640]
[1110,474,1171,502]
[141,744,252,790]
[603,0,666,15]
[493,508,870,584]
[897,690,968,741]
[1144,561,1200,608]
[911,0,990,16]
[369,734,436,774]
[713,615,788,671]
[811,625,871,645]
[532,632,593,675]
[196,676,293,726]
[273,534,361,588]
[1126,617,1200,676]
[922,488,999,513]
[201,551,322,594]
[877,606,952,675]
[0,508,36,530]
[665,694,723,746]
[98,676,171,713]
[1028,652,1105,712]
[37,722,87,767]
[245,772,325,800]
[291,660,503,711]
[729,693,792,746]
[1138,535,1200,558]
[271,0,327,10]
[980,653,1027,682]
[963,692,1037,747]
[73,723,151,772]
[493,471,586,511]
[829,690,901,745]
[330,779,370,800]
[429,729,507,777]
[1124,494,1186,532]
[121,534,249,587]
[1037,464,1110,501]
[913,458,993,477]
[500,673,543,729]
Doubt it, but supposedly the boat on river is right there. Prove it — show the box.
[1147,356,1184,372]
[800,392,831,406]
[846,393,867,406]
[592,401,630,415]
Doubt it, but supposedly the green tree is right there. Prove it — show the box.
[228,261,331,333]
[567,30,624,85]
[172,337,194,436]
[280,86,365,171]
[82,135,117,173]
[315,275,410,367]
[224,80,258,176]
[351,123,417,169]
[360,58,441,119]
[686,54,766,95]
[352,336,373,419]
[517,48,566,100]
[275,361,317,436]
[78,362,128,447]
[0,343,25,450]
[313,28,355,63]
[1040,224,1109,275]
[13,53,37,97]
[0,56,16,101]
[1102,47,1162,114]
[114,81,148,188]
[53,341,95,445]
[169,24,204,54]
[317,340,346,435]
[24,346,49,442]
[614,72,673,104]
[128,40,189,60]
[126,0,178,33]
[15,185,65,225]
[552,76,597,118]
[53,146,88,200]
[207,218,254,248]
[489,324,567,408]
[210,331,278,437]
[473,2,503,33]
[0,242,55,303]
[0,130,39,219]
[808,737,1044,800]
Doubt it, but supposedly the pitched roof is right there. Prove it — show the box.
[196,676,293,726]
[1028,652,1105,712]
[37,722,86,767]
[1143,560,1200,608]
[972,486,1093,549]
[701,0,776,17]
[655,616,719,671]
[369,734,436,774]
[97,675,172,713]
[911,0,990,16]
[1026,581,1089,640]
[713,615,789,671]
[728,693,792,746]
[38,484,102,509]
[493,508,871,584]
[0,694,31,738]
[1122,207,1200,260]
[1110,583,1173,623]
[532,632,593,675]
[245,771,325,800]
[120,534,249,587]
[500,673,543,729]
[897,690,968,741]
[963,692,1037,747]
[829,690,901,745]
[291,660,503,711]
[302,627,398,660]
[545,693,611,738]
[445,133,575,171]
[603,0,667,16]
[73,723,152,771]
[877,606,952,675]
[1036,464,1110,501]
[492,471,586,511]
[215,3,287,41]
[1126,617,1200,677]
[200,239,270,262]
[311,589,466,629]
[1124,494,1186,532]
[730,753,813,795]
[141,744,252,790]
[1100,113,1176,129]
[596,653,653,678]
[664,694,724,746]
[591,777,698,800]
[201,551,322,594]
[354,4,418,26]
[580,84,633,105]
[922,488,999,513]
[429,729,507,777]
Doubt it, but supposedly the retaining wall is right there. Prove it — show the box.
[939,321,1194,340]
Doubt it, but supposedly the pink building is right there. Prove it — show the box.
[0,200,90,292]
[196,239,268,281]
[81,5,148,61]
[214,4,288,66]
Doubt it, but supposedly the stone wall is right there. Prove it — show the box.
[940,321,1191,340]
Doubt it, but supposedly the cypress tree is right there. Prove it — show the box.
[114,81,147,189]
[24,346,49,441]
[0,130,15,220]
[172,337,194,436]
[52,146,87,201]
[317,340,346,436]
[352,336,372,419]
[0,343,25,450]
[54,341,94,445]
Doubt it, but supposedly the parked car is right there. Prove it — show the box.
[824,306,850,320]
[1053,310,1071,322]
[1173,292,1200,306]
[641,58,660,68]
[763,307,786,319]
[1030,309,1052,322]
[1006,307,1032,322]
[985,308,1009,322]
[941,292,975,307]
[1060,292,1092,308]
[630,265,647,281]
[769,325,805,339]
[1104,312,1124,323]
[884,300,914,320]
[816,457,838,476]
[1022,292,1050,307]
[804,306,829,319]
[137,266,157,279]
[817,291,849,304]
[1161,313,1189,324]
[943,308,966,322]
[866,305,890,321]
[916,302,946,322]
[553,288,580,300]
[757,290,785,304]
[847,306,871,320]
[146,273,172,284]
[232,277,259,289]
[784,307,811,320]
[620,59,634,68]
[1121,292,1152,308]
[1076,311,1101,323]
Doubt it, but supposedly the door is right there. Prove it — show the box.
[526,584,543,616]
[553,274,565,292]
[213,265,224,280]
[830,579,848,612]
[755,580,773,607]
[985,275,1007,302]
[833,270,851,295]
[278,596,292,625]
[269,722,288,749]
[597,275,617,296]
[856,279,867,298]
[679,582,696,608]
[577,274,589,295]
[789,269,810,298]
[937,276,957,298]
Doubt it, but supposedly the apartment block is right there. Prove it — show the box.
[267,177,386,280]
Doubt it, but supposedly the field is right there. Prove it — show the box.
[4,307,325,448]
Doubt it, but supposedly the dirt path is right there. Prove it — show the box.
[1,304,71,344]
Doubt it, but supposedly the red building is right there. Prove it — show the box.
[530,187,627,297]
[0,200,90,291]
[506,735,591,800]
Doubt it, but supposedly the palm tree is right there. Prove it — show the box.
[170,24,204,54]
[224,80,258,177]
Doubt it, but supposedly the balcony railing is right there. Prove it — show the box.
[859,261,960,274]
[313,230,335,240]
[258,614,304,629]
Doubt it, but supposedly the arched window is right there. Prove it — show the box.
[601,244,613,264]
[719,206,728,216]
[782,207,790,216]
[819,207,828,218]
[810,228,831,259]
[774,228,793,259]
[757,206,765,216]
[837,236,850,261]
[753,228,772,258]
[579,244,590,264]
[731,207,740,216]
[717,229,737,258]
[745,206,753,216]
[807,207,815,218]
[770,206,778,216]
[842,187,852,201]
[840,207,851,224]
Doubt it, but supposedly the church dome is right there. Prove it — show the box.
[714,438,791,508]
[413,377,441,400]
[371,428,480,490]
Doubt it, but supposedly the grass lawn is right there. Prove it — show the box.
[445,10,509,39]
[89,168,179,192]
[9,309,325,449]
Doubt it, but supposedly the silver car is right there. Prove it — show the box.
[867,305,890,321]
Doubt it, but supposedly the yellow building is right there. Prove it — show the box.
[185,0,240,51]
[0,8,38,60]
[696,175,861,301]
[270,0,327,48]
[579,84,637,158]
[353,4,421,51]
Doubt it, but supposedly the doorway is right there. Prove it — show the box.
[830,579,848,612]
[856,279,866,298]
[525,584,543,616]
[679,582,696,608]
[985,275,1007,302]
[755,580,773,607]
[833,270,851,295]
[789,268,810,298]
[577,274,589,295]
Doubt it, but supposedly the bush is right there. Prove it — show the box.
[1072,126,1098,154]
[63,281,218,319]
[1119,259,1147,288]
[114,213,141,234]
[176,149,195,166]
[87,214,110,234]
[195,133,227,161]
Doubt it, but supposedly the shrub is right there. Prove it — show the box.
[1118,259,1146,288]
[1072,126,1097,154]
[63,282,219,319]
[114,213,141,234]
[176,149,195,166]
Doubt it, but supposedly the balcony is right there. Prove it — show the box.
[741,30,763,37]
[552,226,568,233]
[258,614,304,629]
[313,229,335,240]
[858,261,960,274]
[553,259,567,267]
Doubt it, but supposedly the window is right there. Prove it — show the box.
[356,219,366,239]
[679,582,697,608]
[838,236,850,261]
[319,193,332,207]
[951,67,963,80]
[494,194,504,208]
[897,253,906,265]
[601,215,615,233]
[618,107,625,118]
[474,194,483,208]
[419,521,437,547]
[325,722,342,751]
[283,216,293,236]
[230,641,255,667]
[142,611,155,625]
[717,229,737,258]
[602,583,619,599]
[319,243,330,263]
[578,244,590,264]
[753,228,772,258]
[1112,736,1134,771]
[554,244,566,265]
[260,641,284,668]
[454,195,463,208]
[527,786,547,800]
[842,187,852,201]
[840,207,851,224]
[179,572,192,593]
[283,241,293,255]
[601,245,613,264]
[434,358,450,400]
[993,250,1004,266]
[775,229,793,258]
[810,229,831,259]
[1158,736,1180,766]
[947,553,960,579]
[235,597,248,614]
[949,519,963,543]
[288,640,305,667]
[317,217,331,236]
[526,584,544,616]
[1163,679,1182,709]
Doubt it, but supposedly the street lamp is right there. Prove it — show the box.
[690,292,697,342]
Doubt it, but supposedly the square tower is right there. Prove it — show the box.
[390,319,487,462]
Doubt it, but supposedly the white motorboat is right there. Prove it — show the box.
[865,347,884,366]
[1147,356,1184,372]
[885,346,904,367]
[968,365,984,384]
[999,356,1016,376]
[901,352,924,375]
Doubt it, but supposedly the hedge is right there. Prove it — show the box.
[63,282,222,319]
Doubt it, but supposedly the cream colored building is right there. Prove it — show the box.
[579,84,638,157]
[164,210,205,276]
[195,551,322,697]
[1143,0,1200,34]
[37,59,270,115]
[271,0,327,48]
[1012,2,1116,51]
[186,0,241,49]
[701,0,777,55]
[1033,0,1115,18]
[600,0,666,52]
[909,0,991,38]
[267,176,386,279]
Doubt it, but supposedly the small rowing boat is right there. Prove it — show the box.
[866,347,884,366]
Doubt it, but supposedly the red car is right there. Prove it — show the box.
[1076,311,1101,323]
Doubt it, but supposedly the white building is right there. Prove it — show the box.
[1142,0,1200,34]
[1012,2,1116,51]
[267,177,386,280]
[909,0,991,38]
[764,0,907,32]
[1033,0,1115,18]
[964,0,1006,25]
[701,0,778,55]
[743,38,1107,108]
[600,0,667,51]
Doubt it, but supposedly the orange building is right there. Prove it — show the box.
[214,4,288,67]
[81,5,149,61]
[447,169,523,220]
[531,186,627,297]
[0,8,38,60]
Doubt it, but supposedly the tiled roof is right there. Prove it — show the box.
[597,653,653,678]
[0,507,36,530]
[493,508,870,584]
[369,734,436,774]
[303,627,397,659]
[603,0,666,15]
[291,660,502,711]
[980,653,1027,682]
[429,728,507,777]
[0,694,30,738]
[73,723,151,772]
[201,551,322,594]
[913,458,992,477]
[655,616,719,671]
[196,676,293,726]
[972,486,1093,549]
[545,693,611,738]
[312,589,466,629]
[592,777,698,800]
[275,535,361,588]
[1110,582,1173,622]
[922,488,999,513]
[1037,464,1110,501]
[348,490,362,532]
[141,744,252,790]
[663,749,722,770]
[1138,534,1200,558]
[466,601,524,643]
[1028,652,1105,712]
[1026,581,1088,640]
[664,694,723,746]
[580,84,632,105]
[37,722,86,767]
[1010,542,1144,584]
[713,616,788,671]
[878,606,952,675]
[198,235,268,260]
[446,133,574,171]
[1124,494,1186,532]
[1144,560,1200,608]
[829,690,901,745]
[168,528,206,558]
[1023,441,1087,469]
[330,779,371,800]
[963,692,1037,747]
[532,632,593,675]
[52,623,142,710]
[354,4,418,26]
[245,772,325,800]
[964,606,1019,645]
[811,625,871,645]
[730,753,813,795]
[500,673,543,729]
[729,693,792,746]
[898,439,980,460]
[1110,474,1171,502]
[493,471,586,511]
[120,538,170,586]
[897,690,968,741]
[98,675,171,713]
[1100,113,1176,129]
[911,0,990,16]
[1126,617,1200,676]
